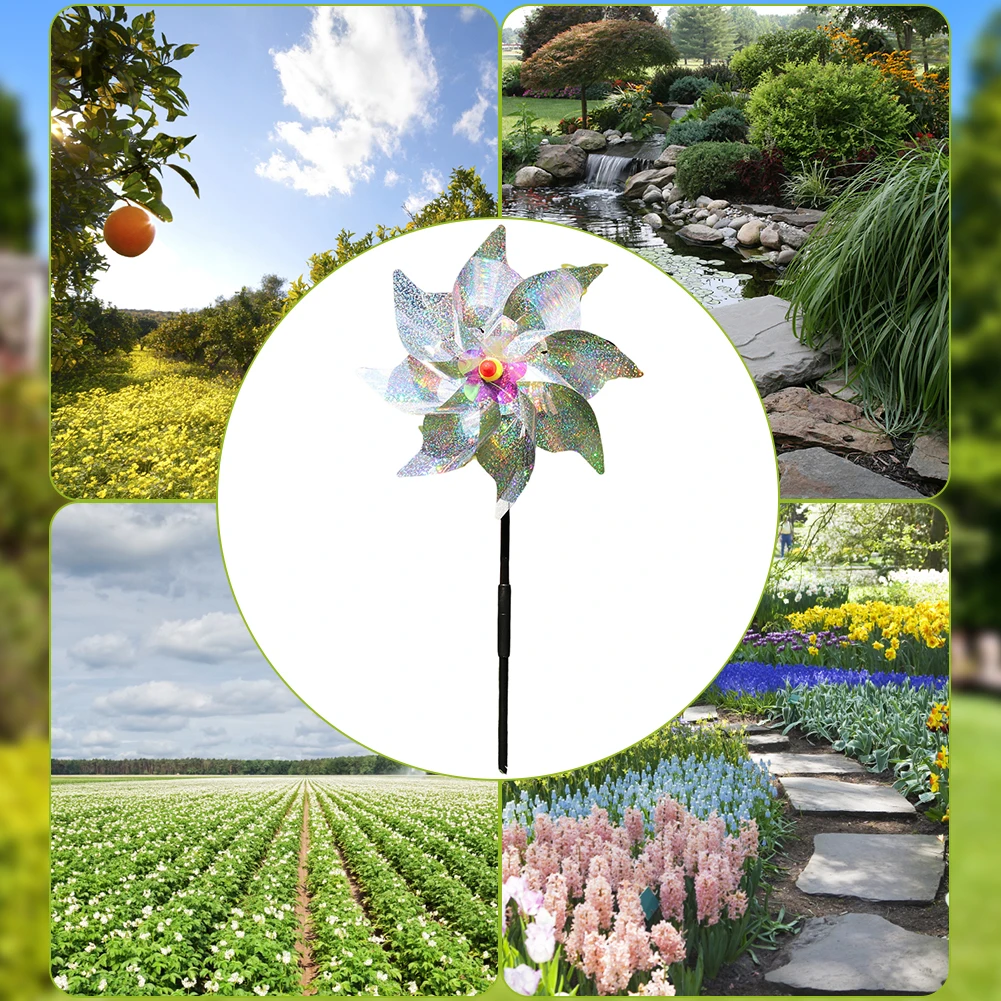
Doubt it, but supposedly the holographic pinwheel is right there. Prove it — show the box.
[363,224,642,772]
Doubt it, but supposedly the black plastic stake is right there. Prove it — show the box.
[498,511,511,774]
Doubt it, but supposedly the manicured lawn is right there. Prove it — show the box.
[502,95,609,137]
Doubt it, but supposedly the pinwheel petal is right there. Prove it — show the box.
[394,270,461,363]
[398,403,500,477]
[361,357,465,414]
[476,394,536,509]
[453,226,523,351]
[503,264,605,334]
[520,382,604,473]
[526,330,643,399]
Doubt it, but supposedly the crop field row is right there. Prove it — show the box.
[50,776,497,996]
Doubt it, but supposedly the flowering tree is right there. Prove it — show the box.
[521,20,679,127]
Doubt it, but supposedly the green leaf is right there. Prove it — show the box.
[173,43,197,60]
[167,162,200,197]
[139,196,173,223]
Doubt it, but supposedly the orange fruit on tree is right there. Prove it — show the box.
[103,205,156,257]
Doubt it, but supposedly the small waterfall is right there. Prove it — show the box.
[583,154,637,190]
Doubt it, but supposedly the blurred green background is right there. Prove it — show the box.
[4,7,1001,1000]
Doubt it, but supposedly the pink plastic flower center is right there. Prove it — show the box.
[478,357,503,382]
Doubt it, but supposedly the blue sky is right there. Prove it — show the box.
[7,4,499,310]
[51,504,368,760]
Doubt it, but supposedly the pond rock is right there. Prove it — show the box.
[653,144,688,167]
[642,212,664,229]
[907,433,949,480]
[778,222,809,249]
[501,183,514,201]
[776,248,797,266]
[764,386,895,455]
[622,167,676,198]
[535,143,587,180]
[569,128,607,151]
[671,105,693,119]
[737,203,786,215]
[737,219,764,246]
[677,224,724,245]
[694,208,709,220]
[771,207,826,227]
[642,187,663,204]
[707,199,729,212]
[778,448,924,499]
[706,213,719,227]
[760,225,782,250]
[513,166,553,188]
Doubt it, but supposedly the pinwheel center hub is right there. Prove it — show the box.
[478,357,504,383]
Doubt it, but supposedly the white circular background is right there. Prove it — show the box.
[217,218,778,779]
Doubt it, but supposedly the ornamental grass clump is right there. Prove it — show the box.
[783,145,949,434]
[502,799,762,996]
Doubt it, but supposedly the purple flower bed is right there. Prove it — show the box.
[712,661,948,696]
[740,628,854,653]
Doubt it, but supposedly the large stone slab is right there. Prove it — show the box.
[771,208,826,227]
[535,143,587,180]
[764,386,894,456]
[781,776,916,815]
[907,433,949,481]
[765,914,948,993]
[779,447,924,499]
[677,223,723,245]
[751,752,864,776]
[710,295,832,396]
[746,732,790,751]
[683,704,718,722]
[797,834,945,902]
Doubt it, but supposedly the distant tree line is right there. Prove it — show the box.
[51,754,409,775]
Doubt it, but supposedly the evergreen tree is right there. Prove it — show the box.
[670,6,737,65]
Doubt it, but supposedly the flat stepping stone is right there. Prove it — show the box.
[711,295,832,396]
[751,752,864,776]
[765,913,947,993]
[683,704,717,722]
[778,447,923,499]
[797,834,945,902]
[746,732,789,751]
[781,776,915,815]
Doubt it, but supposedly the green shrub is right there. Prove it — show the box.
[731,27,832,89]
[747,60,914,163]
[692,81,749,118]
[649,64,737,102]
[675,141,760,197]
[784,146,949,434]
[501,62,523,96]
[589,103,622,132]
[665,118,711,145]
[666,106,748,145]
[668,75,715,104]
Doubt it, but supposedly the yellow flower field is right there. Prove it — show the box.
[51,350,239,499]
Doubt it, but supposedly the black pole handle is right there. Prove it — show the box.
[498,512,511,774]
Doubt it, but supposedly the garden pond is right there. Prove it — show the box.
[503,147,780,310]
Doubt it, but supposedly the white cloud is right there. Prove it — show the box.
[257,7,439,196]
[384,169,402,187]
[422,169,444,194]
[479,58,497,91]
[93,679,298,717]
[452,92,493,144]
[148,612,256,663]
[403,169,445,215]
[81,729,117,748]
[68,632,136,668]
[459,6,481,22]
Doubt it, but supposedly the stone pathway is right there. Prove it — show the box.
[745,732,790,752]
[796,833,945,902]
[709,296,944,499]
[682,704,717,722]
[764,913,948,993]
[761,735,948,993]
[750,751,864,776]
